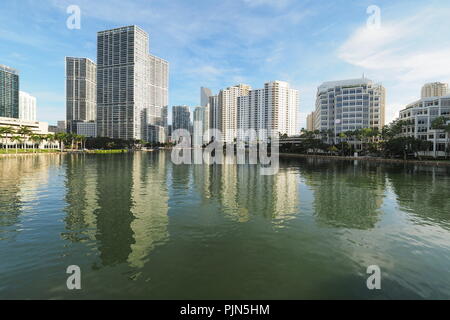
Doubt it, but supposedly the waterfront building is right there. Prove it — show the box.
[76,121,97,137]
[237,81,298,142]
[65,57,97,134]
[58,120,67,132]
[0,116,48,135]
[313,77,386,137]
[219,84,252,143]
[306,112,315,132]
[97,26,168,142]
[172,106,191,132]
[208,95,219,141]
[421,82,448,99]
[398,94,450,157]
[19,91,37,122]
[193,106,207,147]
[0,64,19,119]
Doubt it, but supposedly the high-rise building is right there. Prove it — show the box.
[65,57,97,133]
[172,106,191,132]
[208,94,219,134]
[421,82,449,98]
[193,106,207,147]
[219,84,252,143]
[314,77,386,135]
[237,81,299,141]
[19,91,36,121]
[306,112,315,132]
[0,64,19,119]
[201,87,212,107]
[97,26,168,142]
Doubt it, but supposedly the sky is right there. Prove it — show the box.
[1,0,450,129]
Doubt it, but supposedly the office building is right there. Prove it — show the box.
[172,106,191,132]
[0,116,48,134]
[66,57,97,134]
[313,77,386,136]
[19,91,37,121]
[421,82,448,99]
[398,93,450,156]
[0,64,19,119]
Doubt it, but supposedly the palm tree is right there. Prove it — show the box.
[17,126,33,149]
[10,136,22,153]
[55,132,68,152]
[0,126,15,150]
[30,134,44,153]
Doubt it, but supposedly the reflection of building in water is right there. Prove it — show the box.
[94,154,135,266]
[128,151,169,268]
[0,155,59,238]
[301,160,385,230]
[63,155,99,242]
[387,165,450,225]
[193,154,299,223]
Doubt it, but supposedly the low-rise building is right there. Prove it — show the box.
[398,94,450,157]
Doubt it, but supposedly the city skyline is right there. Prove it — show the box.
[1,0,450,128]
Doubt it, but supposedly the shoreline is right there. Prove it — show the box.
[279,153,450,166]
[1,150,450,167]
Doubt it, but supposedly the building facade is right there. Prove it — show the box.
[219,84,252,143]
[314,77,386,137]
[0,117,48,134]
[421,82,448,99]
[76,121,97,137]
[399,94,450,156]
[0,64,19,119]
[306,112,315,132]
[237,81,299,142]
[193,106,207,147]
[97,26,168,142]
[172,106,191,132]
[66,57,97,134]
[19,91,37,121]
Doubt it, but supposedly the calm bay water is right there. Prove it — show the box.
[1,152,450,299]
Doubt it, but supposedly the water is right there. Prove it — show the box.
[1,152,450,299]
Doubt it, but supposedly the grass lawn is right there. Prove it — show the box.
[0,149,60,154]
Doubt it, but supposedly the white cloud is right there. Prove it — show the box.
[338,7,450,123]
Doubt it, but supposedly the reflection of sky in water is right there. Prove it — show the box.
[1,153,450,299]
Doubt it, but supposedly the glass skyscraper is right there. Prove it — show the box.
[0,64,19,119]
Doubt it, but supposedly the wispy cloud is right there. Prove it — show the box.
[338,6,450,122]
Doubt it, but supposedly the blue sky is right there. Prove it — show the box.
[1,0,450,128]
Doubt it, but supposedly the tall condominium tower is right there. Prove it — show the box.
[19,91,37,121]
[66,57,97,133]
[313,77,386,135]
[97,26,168,141]
[193,106,207,147]
[306,112,315,132]
[0,64,19,119]
[172,106,191,132]
[237,81,299,141]
[219,84,252,143]
[421,82,449,98]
